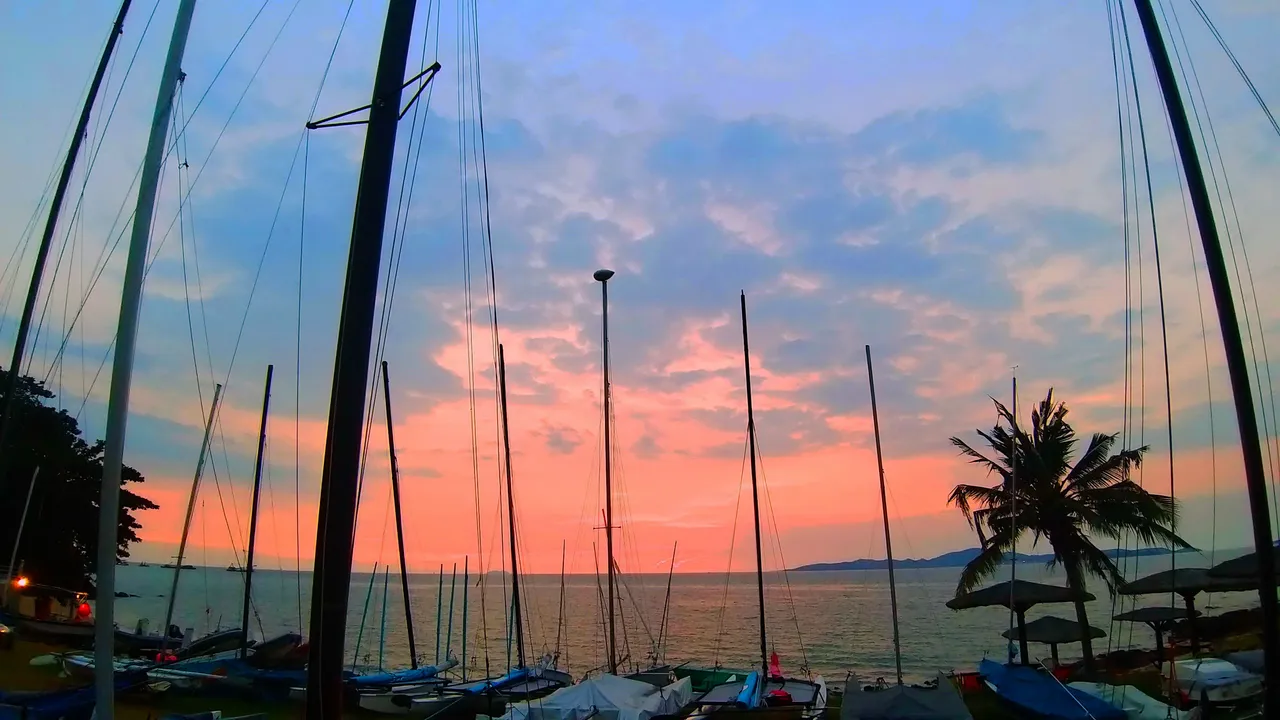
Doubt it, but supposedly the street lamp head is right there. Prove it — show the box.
[593,268,615,283]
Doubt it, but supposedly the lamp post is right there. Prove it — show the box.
[593,268,617,675]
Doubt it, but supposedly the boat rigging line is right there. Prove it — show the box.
[1132,0,1280,707]
[1161,0,1280,528]
[1116,0,1180,596]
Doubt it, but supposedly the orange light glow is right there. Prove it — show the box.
[14,577,29,589]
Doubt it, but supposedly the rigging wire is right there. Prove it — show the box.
[1116,0,1178,606]
[754,432,811,677]
[1161,0,1280,529]
[1187,0,1280,141]
[292,0,357,633]
[711,432,750,668]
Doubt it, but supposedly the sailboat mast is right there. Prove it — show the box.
[305,0,419,713]
[240,365,273,658]
[497,344,526,667]
[1130,0,1279,702]
[555,540,566,662]
[864,346,902,686]
[95,2,198,715]
[461,556,469,680]
[381,360,419,668]
[1009,374,1023,664]
[656,541,677,664]
[738,291,768,678]
[0,0,133,483]
[594,268,618,674]
[160,383,221,653]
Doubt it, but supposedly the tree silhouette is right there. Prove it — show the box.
[948,389,1188,672]
[0,369,156,595]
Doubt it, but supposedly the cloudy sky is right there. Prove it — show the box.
[2,0,1278,576]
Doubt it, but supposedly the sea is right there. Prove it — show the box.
[110,549,1259,684]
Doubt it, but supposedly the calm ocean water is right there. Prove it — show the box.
[110,550,1258,684]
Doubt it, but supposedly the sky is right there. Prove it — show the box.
[1,0,1279,577]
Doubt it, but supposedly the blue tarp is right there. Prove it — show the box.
[734,671,761,709]
[350,661,450,688]
[979,660,1123,720]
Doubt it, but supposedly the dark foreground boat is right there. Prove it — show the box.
[0,672,147,720]
[840,673,971,720]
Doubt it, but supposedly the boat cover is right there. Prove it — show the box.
[1068,682,1191,720]
[350,658,458,688]
[502,674,692,720]
[1223,649,1264,676]
[840,674,972,720]
[1163,657,1263,704]
[978,660,1124,720]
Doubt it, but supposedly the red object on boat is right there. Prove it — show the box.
[76,602,91,619]
[1051,666,1072,682]
[954,672,982,694]
[765,689,793,706]
[768,651,782,678]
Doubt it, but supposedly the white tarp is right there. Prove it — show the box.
[1068,682,1197,720]
[1162,658,1263,705]
[502,674,692,720]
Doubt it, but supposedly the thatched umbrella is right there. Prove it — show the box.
[947,580,1094,665]
[1117,568,1255,654]
[999,615,1105,667]
[1112,605,1198,665]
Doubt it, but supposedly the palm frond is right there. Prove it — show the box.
[950,436,1011,481]
[955,543,1007,596]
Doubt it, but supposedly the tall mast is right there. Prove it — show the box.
[0,0,133,484]
[497,344,525,667]
[305,0,419,714]
[1009,373,1022,664]
[240,365,273,658]
[160,383,221,653]
[381,360,418,668]
[461,556,469,680]
[593,268,617,675]
[656,541,678,665]
[446,562,457,659]
[738,291,768,680]
[864,346,902,686]
[95,1,198,715]
[555,539,566,663]
[1131,0,1278,702]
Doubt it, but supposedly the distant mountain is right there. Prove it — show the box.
[792,546,1193,572]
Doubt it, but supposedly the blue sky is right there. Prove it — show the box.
[1,0,1279,573]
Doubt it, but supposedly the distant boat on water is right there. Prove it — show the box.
[160,563,195,570]
[226,565,244,572]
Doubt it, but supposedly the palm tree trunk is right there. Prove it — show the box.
[1064,563,1096,675]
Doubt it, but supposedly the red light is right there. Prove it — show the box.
[14,576,29,589]
[77,602,91,619]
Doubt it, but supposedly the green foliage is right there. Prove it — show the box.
[0,369,156,595]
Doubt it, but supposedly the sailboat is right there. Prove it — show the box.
[689,293,826,720]
[840,346,972,720]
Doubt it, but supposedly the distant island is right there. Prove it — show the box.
[792,546,1196,572]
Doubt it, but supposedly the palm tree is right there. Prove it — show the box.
[948,389,1189,672]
